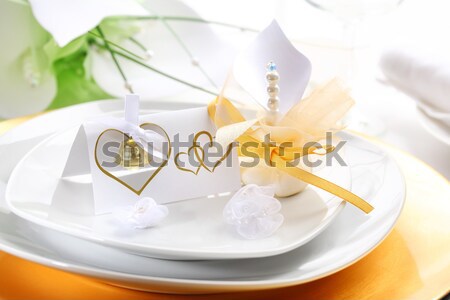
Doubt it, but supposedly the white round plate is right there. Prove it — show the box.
[5,113,348,260]
[0,100,405,293]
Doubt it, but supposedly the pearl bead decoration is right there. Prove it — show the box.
[124,81,133,93]
[144,50,154,60]
[266,61,280,124]
[191,57,200,66]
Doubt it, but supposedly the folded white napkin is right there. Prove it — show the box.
[380,48,450,127]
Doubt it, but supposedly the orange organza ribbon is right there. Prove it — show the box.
[208,80,374,214]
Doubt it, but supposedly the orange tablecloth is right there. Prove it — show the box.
[0,117,449,300]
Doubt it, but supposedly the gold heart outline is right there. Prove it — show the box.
[193,131,234,173]
[174,145,205,175]
[94,123,171,195]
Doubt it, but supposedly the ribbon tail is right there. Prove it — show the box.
[271,155,374,214]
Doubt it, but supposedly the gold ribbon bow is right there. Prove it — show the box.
[208,81,374,214]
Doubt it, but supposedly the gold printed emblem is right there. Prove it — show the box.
[94,123,171,195]
[175,131,233,175]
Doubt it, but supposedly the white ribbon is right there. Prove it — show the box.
[98,117,166,158]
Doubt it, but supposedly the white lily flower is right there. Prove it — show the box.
[224,184,284,239]
[0,1,56,118]
[233,20,312,115]
[28,0,149,47]
[220,21,315,198]
[0,0,148,118]
[91,0,236,99]
[0,0,235,117]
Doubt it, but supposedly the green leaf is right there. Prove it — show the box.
[43,17,149,109]
[43,36,88,67]
[47,51,111,110]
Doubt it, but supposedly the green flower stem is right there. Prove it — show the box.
[89,15,255,98]
[95,42,219,96]
[129,36,148,52]
[88,31,146,61]
[157,16,218,88]
[95,26,134,93]
[121,16,258,32]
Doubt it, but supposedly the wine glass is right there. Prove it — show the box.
[304,0,404,135]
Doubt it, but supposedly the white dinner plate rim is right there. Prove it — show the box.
[1,140,405,290]
[6,179,345,260]
[5,118,347,260]
[0,182,403,290]
[0,99,406,292]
